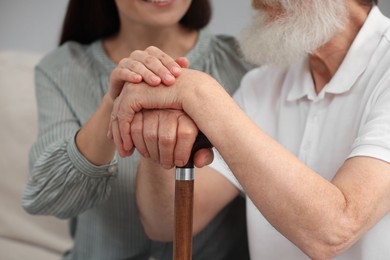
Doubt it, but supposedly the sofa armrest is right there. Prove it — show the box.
[0,51,73,259]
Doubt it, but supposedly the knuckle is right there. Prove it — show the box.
[144,130,158,143]
[118,58,128,67]
[130,50,143,58]
[144,56,157,66]
[129,61,139,71]
[118,68,127,78]
[131,123,143,135]
[159,52,168,60]
[159,133,176,146]
[145,46,157,53]
[130,72,140,81]
[177,126,197,140]
[117,110,133,123]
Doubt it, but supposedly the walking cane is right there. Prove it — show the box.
[174,132,212,260]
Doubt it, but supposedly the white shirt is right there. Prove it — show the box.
[211,6,390,260]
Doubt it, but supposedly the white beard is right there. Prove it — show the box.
[239,0,348,67]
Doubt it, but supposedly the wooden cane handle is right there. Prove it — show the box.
[179,132,213,169]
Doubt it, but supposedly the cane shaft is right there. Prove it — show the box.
[174,179,194,260]
[173,132,212,260]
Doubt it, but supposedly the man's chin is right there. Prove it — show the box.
[239,34,307,68]
[240,0,347,67]
[242,53,303,69]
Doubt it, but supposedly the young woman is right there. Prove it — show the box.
[22,0,253,259]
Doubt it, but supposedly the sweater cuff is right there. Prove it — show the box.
[67,132,118,177]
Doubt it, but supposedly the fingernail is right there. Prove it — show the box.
[151,75,160,83]
[134,74,142,81]
[175,160,184,167]
[165,74,175,82]
[172,66,181,74]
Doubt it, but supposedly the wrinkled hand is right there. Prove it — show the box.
[112,107,213,168]
[133,109,213,168]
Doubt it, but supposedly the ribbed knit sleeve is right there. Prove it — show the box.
[22,46,117,219]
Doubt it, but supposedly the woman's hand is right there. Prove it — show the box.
[109,46,189,100]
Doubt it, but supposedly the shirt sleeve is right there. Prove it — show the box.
[348,79,390,163]
[22,65,117,219]
[209,148,244,194]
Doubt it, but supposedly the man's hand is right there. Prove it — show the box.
[132,109,213,168]
[111,103,213,167]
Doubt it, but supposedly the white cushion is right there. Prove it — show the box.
[0,51,72,259]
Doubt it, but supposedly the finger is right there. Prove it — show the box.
[118,57,162,86]
[114,85,139,154]
[131,112,150,158]
[112,64,143,83]
[143,46,182,84]
[174,115,198,167]
[118,68,143,83]
[175,57,190,69]
[110,99,123,153]
[145,46,182,75]
[117,111,134,153]
[111,115,126,157]
[111,97,132,157]
[109,67,142,99]
[130,50,172,85]
[143,110,160,162]
[158,110,179,169]
[107,114,113,140]
[193,148,214,168]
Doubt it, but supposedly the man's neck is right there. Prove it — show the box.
[309,2,371,94]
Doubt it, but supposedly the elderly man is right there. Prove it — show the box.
[109,0,390,259]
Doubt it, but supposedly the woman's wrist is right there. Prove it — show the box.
[103,92,115,110]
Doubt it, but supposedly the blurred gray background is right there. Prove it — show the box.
[0,0,390,54]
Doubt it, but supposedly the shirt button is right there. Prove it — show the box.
[107,165,117,173]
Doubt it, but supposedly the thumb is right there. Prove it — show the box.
[193,148,214,168]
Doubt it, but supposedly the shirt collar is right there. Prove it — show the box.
[287,6,389,101]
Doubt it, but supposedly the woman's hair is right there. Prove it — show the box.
[59,0,211,46]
